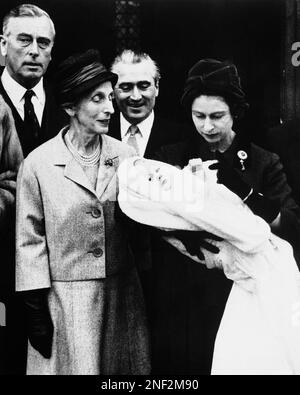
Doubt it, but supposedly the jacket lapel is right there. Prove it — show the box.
[53,130,120,199]
[0,77,24,126]
[96,134,119,200]
[144,117,159,158]
[64,158,96,195]
[108,112,121,140]
[53,128,98,196]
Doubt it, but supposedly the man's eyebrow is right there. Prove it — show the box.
[17,33,51,40]
[37,37,51,41]
[17,33,32,37]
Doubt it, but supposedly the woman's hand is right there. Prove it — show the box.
[0,170,17,181]
[208,152,251,200]
[0,171,17,194]
[209,152,281,223]
[168,230,223,261]
[22,289,54,359]
[0,179,16,194]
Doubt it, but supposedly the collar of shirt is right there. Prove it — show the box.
[1,67,45,125]
[120,111,154,156]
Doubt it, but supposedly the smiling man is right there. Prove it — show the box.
[0,4,67,157]
[109,50,183,158]
[109,50,187,340]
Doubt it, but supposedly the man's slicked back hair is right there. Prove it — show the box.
[111,49,161,84]
[2,3,55,37]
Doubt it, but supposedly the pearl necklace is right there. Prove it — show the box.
[65,132,101,167]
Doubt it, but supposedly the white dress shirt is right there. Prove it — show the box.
[1,67,45,126]
[120,111,154,157]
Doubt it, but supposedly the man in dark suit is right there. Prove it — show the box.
[0,4,67,158]
[109,50,187,327]
[0,4,67,374]
[109,49,184,158]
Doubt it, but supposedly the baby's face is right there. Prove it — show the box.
[133,159,172,190]
[133,159,154,179]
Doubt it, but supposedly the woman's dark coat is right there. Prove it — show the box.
[150,133,300,374]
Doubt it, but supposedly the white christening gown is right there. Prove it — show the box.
[117,156,300,375]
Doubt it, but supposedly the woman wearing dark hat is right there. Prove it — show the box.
[15,49,150,375]
[150,59,300,374]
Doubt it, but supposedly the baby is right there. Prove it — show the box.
[118,155,300,374]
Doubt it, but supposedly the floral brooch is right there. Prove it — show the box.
[104,156,119,167]
[237,150,248,171]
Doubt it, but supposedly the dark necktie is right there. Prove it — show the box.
[126,124,140,155]
[23,89,41,155]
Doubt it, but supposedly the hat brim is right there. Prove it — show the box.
[66,71,118,103]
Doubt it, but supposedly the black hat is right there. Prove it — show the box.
[55,49,118,106]
[181,58,248,118]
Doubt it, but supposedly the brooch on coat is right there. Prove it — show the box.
[104,156,119,167]
[237,150,248,171]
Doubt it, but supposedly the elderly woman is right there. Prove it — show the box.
[15,49,150,375]
[147,59,300,374]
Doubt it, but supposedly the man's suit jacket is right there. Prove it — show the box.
[108,112,187,317]
[108,112,186,159]
[0,70,68,157]
[267,119,300,207]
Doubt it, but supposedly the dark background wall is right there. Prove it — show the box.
[0,0,284,144]
[140,0,284,142]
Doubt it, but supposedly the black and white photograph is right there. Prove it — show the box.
[0,0,300,379]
